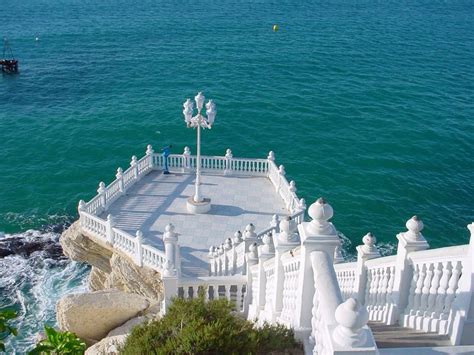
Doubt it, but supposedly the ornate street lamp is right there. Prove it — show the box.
[183,92,216,214]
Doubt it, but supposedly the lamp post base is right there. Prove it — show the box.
[186,197,211,214]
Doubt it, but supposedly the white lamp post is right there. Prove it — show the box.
[183,92,216,214]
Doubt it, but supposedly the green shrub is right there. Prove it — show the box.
[120,296,302,355]
[0,309,17,352]
[28,325,86,355]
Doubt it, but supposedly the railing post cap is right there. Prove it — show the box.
[267,151,275,161]
[308,197,333,222]
[146,144,154,155]
[261,232,275,254]
[233,230,243,244]
[116,167,123,175]
[249,242,259,259]
[363,232,376,247]
[244,223,257,240]
[97,181,106,193]
[333,298,369,347]
[78,200,86,210]
[183,146,191,155]
[107,214,114,222]
[278,165,285,175]
[406,215,424,236]
[289,180,296,191]
[224,238,232,250]
[208,246,215,256]
[165,223,175,233]
[225,148,233,157]
[130,155,138,165]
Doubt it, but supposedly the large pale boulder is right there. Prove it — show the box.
[56,289,149,342]
[85,335,126,355]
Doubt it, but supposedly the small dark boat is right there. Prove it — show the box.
[1,39,19,74]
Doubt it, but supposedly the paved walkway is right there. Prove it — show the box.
[103,170,289,277]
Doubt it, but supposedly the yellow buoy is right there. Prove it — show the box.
[272,24,278,32]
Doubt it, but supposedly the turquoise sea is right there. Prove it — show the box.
[1,0,473,351]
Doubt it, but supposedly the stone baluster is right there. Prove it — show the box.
[134,230,143,267]
[218,244,224,276]
[223,238,233,275]
[425,261,442,330]
[288,181,296,211]
[418,262,434,328]
[276,165,285,194]
[433,261,450,319]
[355,233,380,305]
[225,148,233,175]
[386,216,429,325]
[332,298,374,349]
[163,223,178,275]
[267,150,275,162]
[232,231,243,274]
[130,155,138,180]
[182,146,191,172]
[242,223,257,274]
[146,144,154,169]
[116,168,124,193]
[439,260,462,334]
[272,216,300,321]
[208,246,216,276]
[254,233,275,319]
[106,214,116,245]
[97,182,106,212]
[293,197,341,333]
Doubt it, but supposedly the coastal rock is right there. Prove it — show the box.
[0,231,63,258]
[60,221,112,273]
[85,335,127,355]
[56,289,149,342]
[106,315,147,337]
[89,267,108,291]
[108,253,163,299]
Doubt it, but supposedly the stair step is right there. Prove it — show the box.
[369,321,452,348]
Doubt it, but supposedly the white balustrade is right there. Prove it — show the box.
[364,256,397,323]
[401,245,468,335]
[79,211,107,240]
[335,262,357,301]
[178,275,247,312]
[278,250,301,327]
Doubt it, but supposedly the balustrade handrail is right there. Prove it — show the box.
[408,244,468,262]
[334,261,357,272]
[178,274,247,286]
[365,254,397,268]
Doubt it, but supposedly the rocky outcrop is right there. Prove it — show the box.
[60,221,163,300]
[85,335,126,355]
[56,289,149,342]
[61,222,112,273]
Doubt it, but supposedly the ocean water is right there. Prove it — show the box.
[1,0,473,352]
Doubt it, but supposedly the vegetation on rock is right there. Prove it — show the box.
[28,325,86,355]
[120,295,303,354]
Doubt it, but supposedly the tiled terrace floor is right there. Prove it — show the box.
[103,170,289,277]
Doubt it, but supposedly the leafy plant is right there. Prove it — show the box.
[28,325,86,355]
[121,295,303,354]
[0,309,18,352]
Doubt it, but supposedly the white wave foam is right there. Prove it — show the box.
[0,229,89,354]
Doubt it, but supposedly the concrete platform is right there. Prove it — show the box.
[102,170,290,277]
